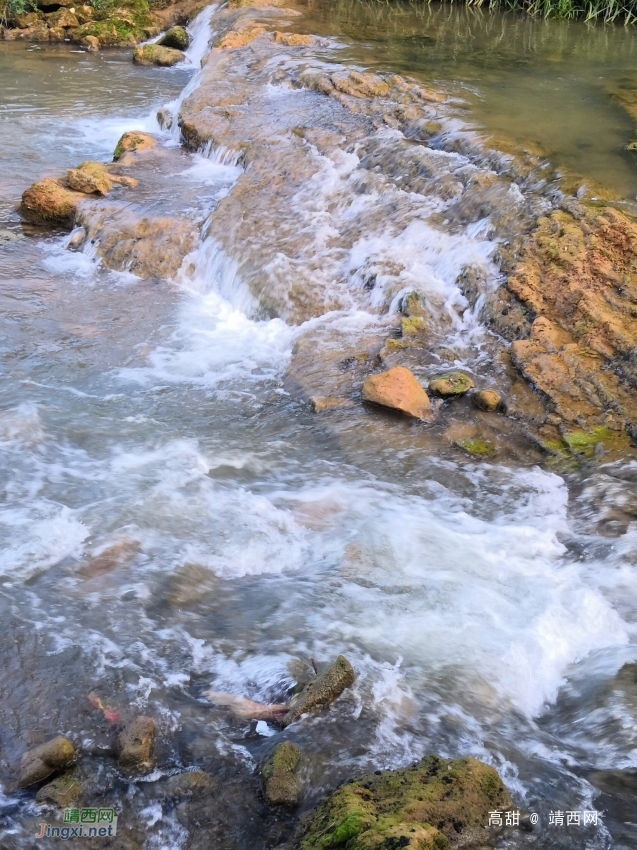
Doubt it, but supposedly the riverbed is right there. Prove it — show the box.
[1,3,637,849]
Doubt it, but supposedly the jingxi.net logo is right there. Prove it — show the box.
[35,808,118,839]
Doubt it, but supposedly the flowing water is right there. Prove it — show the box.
[1,3,637,849]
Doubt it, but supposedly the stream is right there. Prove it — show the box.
[1,2,637,849]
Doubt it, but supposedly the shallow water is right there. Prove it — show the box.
[1,4,637,850]
[303,0,637,201]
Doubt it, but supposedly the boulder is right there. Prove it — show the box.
[14,11,42,27]
[297,755,514,849]
[281,655,354,728]
[157,25,190,50]
[262,742,301,806]
[20,178,81,227]
[472,389,501,412]
[362,366,432,420]
[36,771,82,807]
[18,737,76,788]
[133,44,184,66]
[83,35,100,51]
[428,372,475,398]
[113,131,156,161]
[117,716,155,771]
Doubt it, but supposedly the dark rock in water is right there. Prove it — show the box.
[133,44,184,67]
[117,717,155,771]
[158,26,190,51]
[160,770,218,800]
[282,655,354,727]
[472,389,502,412]
[19,736,76,788]
[428,372,475,398]
[36,770,82,807]
[262,742,301,806]
[296,755,513,849]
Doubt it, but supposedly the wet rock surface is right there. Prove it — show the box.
[117,716,155,771]
[262,742,301,806]
[282,655,355,727]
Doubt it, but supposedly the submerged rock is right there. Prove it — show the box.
[428,372,475,398]
[310,396,352,413]
[282,655,355,727]
[160,770,218,800]
[297,755,513,849]
[117,716,155,771]
[472,389,501,412]
[133,43,185,66]
[113,131,157,161]
[20,178,81,227]
[262,742,301,806]
[36,771,83,807]
[362,367,432,420]
[456,439,497,458]
[18,736,76,788]
[157,25,190,50]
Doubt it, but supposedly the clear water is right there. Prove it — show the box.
[1,5,637,850]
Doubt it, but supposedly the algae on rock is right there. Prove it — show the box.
[297,755,513,850]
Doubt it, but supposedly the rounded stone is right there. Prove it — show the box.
[472,389,501,412]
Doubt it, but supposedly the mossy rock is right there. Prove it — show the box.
[455,439,497,458]
[400,291,427,318]
[262,742,301,806]
[297,755,513,849]
[113,131,156,161]
[400,316,427,336]
[73,0,154,45]
[428,372,475,398]
[36,771,83,807]
[157,25,190,50]
[133,43,184,66]
[540,426,628,462]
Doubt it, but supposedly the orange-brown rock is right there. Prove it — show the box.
[20,178,82,227]
[507,207,637,434]
[362,366,432,420]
